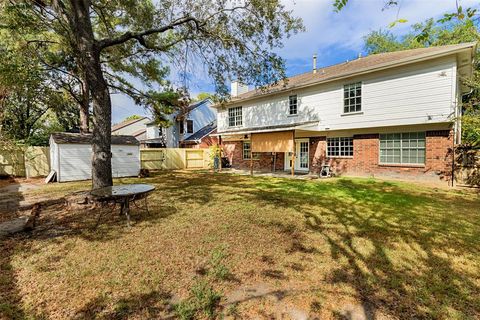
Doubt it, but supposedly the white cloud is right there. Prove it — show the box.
[280,0,478,61]
[111,0,478,121]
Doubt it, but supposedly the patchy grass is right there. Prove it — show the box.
[1,171,479,319]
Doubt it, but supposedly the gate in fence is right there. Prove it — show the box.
[140,148,210,170]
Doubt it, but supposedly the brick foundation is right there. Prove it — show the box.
[222,129,453,182]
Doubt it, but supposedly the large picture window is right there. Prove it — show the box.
[380,132,425,164]
[327,137,353,157]
[228,106,243,127]
[289,95,298,115]
[243,141,260,160]
[344,82,362,113]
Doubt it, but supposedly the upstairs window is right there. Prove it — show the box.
[186,120,194,133]
[179,121,184,134]
[380,132,425,165]
[228,106,243,127]
[344,82,362,113]
[289,95,298,115]
[327,137,354,157]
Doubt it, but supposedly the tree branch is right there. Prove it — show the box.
[97,15,202,50]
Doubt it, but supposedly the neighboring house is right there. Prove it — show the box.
[214,43,476,182]
[142,98,217,148]
[111,116,150,141]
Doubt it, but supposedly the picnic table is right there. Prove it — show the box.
[90,184,155,226]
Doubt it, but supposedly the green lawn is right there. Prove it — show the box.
[1,171,479,319]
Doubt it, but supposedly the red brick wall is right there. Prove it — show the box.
[222,141,284,171]
[182,135,219,149]
[223,129,453,182]
[309,130,453,181]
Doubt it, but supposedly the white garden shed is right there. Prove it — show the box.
[49,133,140,182]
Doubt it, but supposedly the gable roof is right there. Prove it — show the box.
[183,120,217,143]
[131,128,146,138]
[222,42,476,105]
[51,133,139,145]
[145,98,213,125]
[111,116,148,132]
[186,98,212,112]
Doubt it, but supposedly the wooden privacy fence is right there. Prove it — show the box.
[0,146,50,178]
[0,147,211,178]
[140,148,211,170]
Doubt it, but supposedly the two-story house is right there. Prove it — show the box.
[214,43,476,182]
[142,98,217,148]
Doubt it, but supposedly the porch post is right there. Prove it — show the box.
[250,135,254,175]
[218,135,222,172]
[291,130,295,177]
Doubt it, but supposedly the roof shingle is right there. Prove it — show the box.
[227,42,476,104]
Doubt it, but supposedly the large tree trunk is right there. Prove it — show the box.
[70,0,112,189]
[79,78,89,133]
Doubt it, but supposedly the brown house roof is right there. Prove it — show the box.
[223,42,476,105]
[131,128,146,137]
[111,117,147,132]
[51,133,140,145]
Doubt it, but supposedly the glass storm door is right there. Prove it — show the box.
[285,139,309,171]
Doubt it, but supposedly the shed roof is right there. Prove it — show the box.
[220,42,476,106]
[51,133,140,145]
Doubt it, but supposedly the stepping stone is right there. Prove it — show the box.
[0,216,28,238]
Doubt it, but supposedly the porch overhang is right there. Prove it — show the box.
[251,131,295,153]
[214,120,320,137]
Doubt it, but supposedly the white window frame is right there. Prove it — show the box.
[327,137,354,158]
[379,132,426,165]
[242,141,260,160]
[343,82,362,114]
[228,106,243,127]
[288,95,298,116]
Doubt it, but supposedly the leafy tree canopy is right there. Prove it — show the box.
[363,17,480,146]
[195,92,213,101]
[0,27,79,146]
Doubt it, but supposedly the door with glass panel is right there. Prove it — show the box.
[285,139,309,171]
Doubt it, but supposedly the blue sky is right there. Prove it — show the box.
[111,0,477,123]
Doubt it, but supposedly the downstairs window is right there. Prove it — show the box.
[379,132,425,164]
[327,137,353,157]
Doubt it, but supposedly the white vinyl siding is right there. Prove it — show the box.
[217,56,456,132]
[379,132,426,165]
[327,137,354,157]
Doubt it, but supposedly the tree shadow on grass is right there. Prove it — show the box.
[0,171,260,319]
[0,201,178,319]
[73,290,174,319]
[245,177,480,318]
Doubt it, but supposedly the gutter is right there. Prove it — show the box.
[213,120,320,136]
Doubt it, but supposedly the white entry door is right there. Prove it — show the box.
[285,139,309,171]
